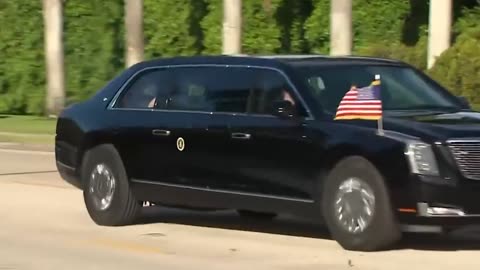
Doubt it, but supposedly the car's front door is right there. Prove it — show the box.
[226,68,321,201]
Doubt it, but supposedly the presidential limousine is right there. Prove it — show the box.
[55,55,480,251]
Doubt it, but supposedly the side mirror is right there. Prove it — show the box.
[457,96,471,109]
[271,100,298,119]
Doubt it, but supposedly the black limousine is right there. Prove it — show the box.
[56,55,480,251]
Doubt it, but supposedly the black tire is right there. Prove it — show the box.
[322,156,401,251]
[237,210,277,220]
[82,144,141,226]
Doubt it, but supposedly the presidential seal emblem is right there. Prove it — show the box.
[176,137,185,151]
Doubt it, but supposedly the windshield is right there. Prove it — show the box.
[293,64,462,115]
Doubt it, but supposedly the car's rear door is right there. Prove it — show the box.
[111,65,234,190]
[107,67,182,184]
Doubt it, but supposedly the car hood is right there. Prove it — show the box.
[383,111,480,142]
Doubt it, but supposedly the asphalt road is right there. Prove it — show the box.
[1,148,480,270]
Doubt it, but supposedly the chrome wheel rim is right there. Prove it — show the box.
[334,177,375,234]
[89,164,116,211]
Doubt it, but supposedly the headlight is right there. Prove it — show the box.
[405,142,439,176]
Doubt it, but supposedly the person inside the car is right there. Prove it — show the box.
[148,97,156,108]
[282,89,295,105]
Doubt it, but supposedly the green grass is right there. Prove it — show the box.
[0,115,56,135]
[0,115,56,145]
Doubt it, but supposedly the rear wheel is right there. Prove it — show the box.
[322,156,401,251]
[82,144,140,226]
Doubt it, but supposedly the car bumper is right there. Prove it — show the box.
[55,139,82,189]
[56,161,82,189]
[397,176,480,230]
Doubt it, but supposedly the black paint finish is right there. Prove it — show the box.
[55,55,480,227]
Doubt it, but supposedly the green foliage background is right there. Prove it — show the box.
[0,0,479,115]
[64,0,124,104]
[0,0,45,114]
[429,4,480,109]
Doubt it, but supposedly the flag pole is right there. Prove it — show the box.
[375,74,384,136]
[377,117,384,136]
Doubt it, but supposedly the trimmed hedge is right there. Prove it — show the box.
[64,0,124,104]
[0,0,479,114]
[145,0,206,58]
[428,5,480,108]
[0,1,45,114]
[202,0,283,54]
[305,0,411,54]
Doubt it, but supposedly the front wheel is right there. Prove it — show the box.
[82,144,141,226]
[322,156,402,251]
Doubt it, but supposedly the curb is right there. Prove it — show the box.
[0,131,54,137]
[0,142,54,153]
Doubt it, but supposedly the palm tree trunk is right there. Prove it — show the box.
[42,0,65,116]
[222,0,242,55]
[125,0,144,67]
[427,0,452,69]
[330,0,352,56]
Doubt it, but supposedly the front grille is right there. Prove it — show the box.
[448,139,480,180]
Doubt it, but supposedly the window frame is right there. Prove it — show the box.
[112,67,171,110]
[108,64,314,120]
[245,66,310,118]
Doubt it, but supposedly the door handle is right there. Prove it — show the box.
[231,132,251,140]
[152,129,171,136]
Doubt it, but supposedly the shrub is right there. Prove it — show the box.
[357,32,428,70]
[144,0,206,58]
[428,5,480,108]
[201,0,282,54]
[276,0,314,53]
[0,0,45,114]
[64,0,125,104]
[305,0,410,54]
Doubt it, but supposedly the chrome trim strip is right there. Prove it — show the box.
[56,161,76,171]
[107,64,315,120]
[447,138,480,143]
[106,106,297,119]
[445,138,480,180]
[400,225,443,233]
[417,202,480,217]
[131,179,315,203]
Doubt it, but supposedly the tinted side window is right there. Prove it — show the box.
[168,67,255,113]
[249,69,307,117]
[116,69,173,109]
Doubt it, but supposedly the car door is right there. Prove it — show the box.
[107,67,182,184]
[163,65,278,193]
[110,65,235,191]
[226,67,321,201]
[158,66,235,190]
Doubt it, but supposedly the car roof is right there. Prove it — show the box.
[131,54,405,71]
[252,54,400,62]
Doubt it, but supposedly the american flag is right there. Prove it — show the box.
[334,79,382,120]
